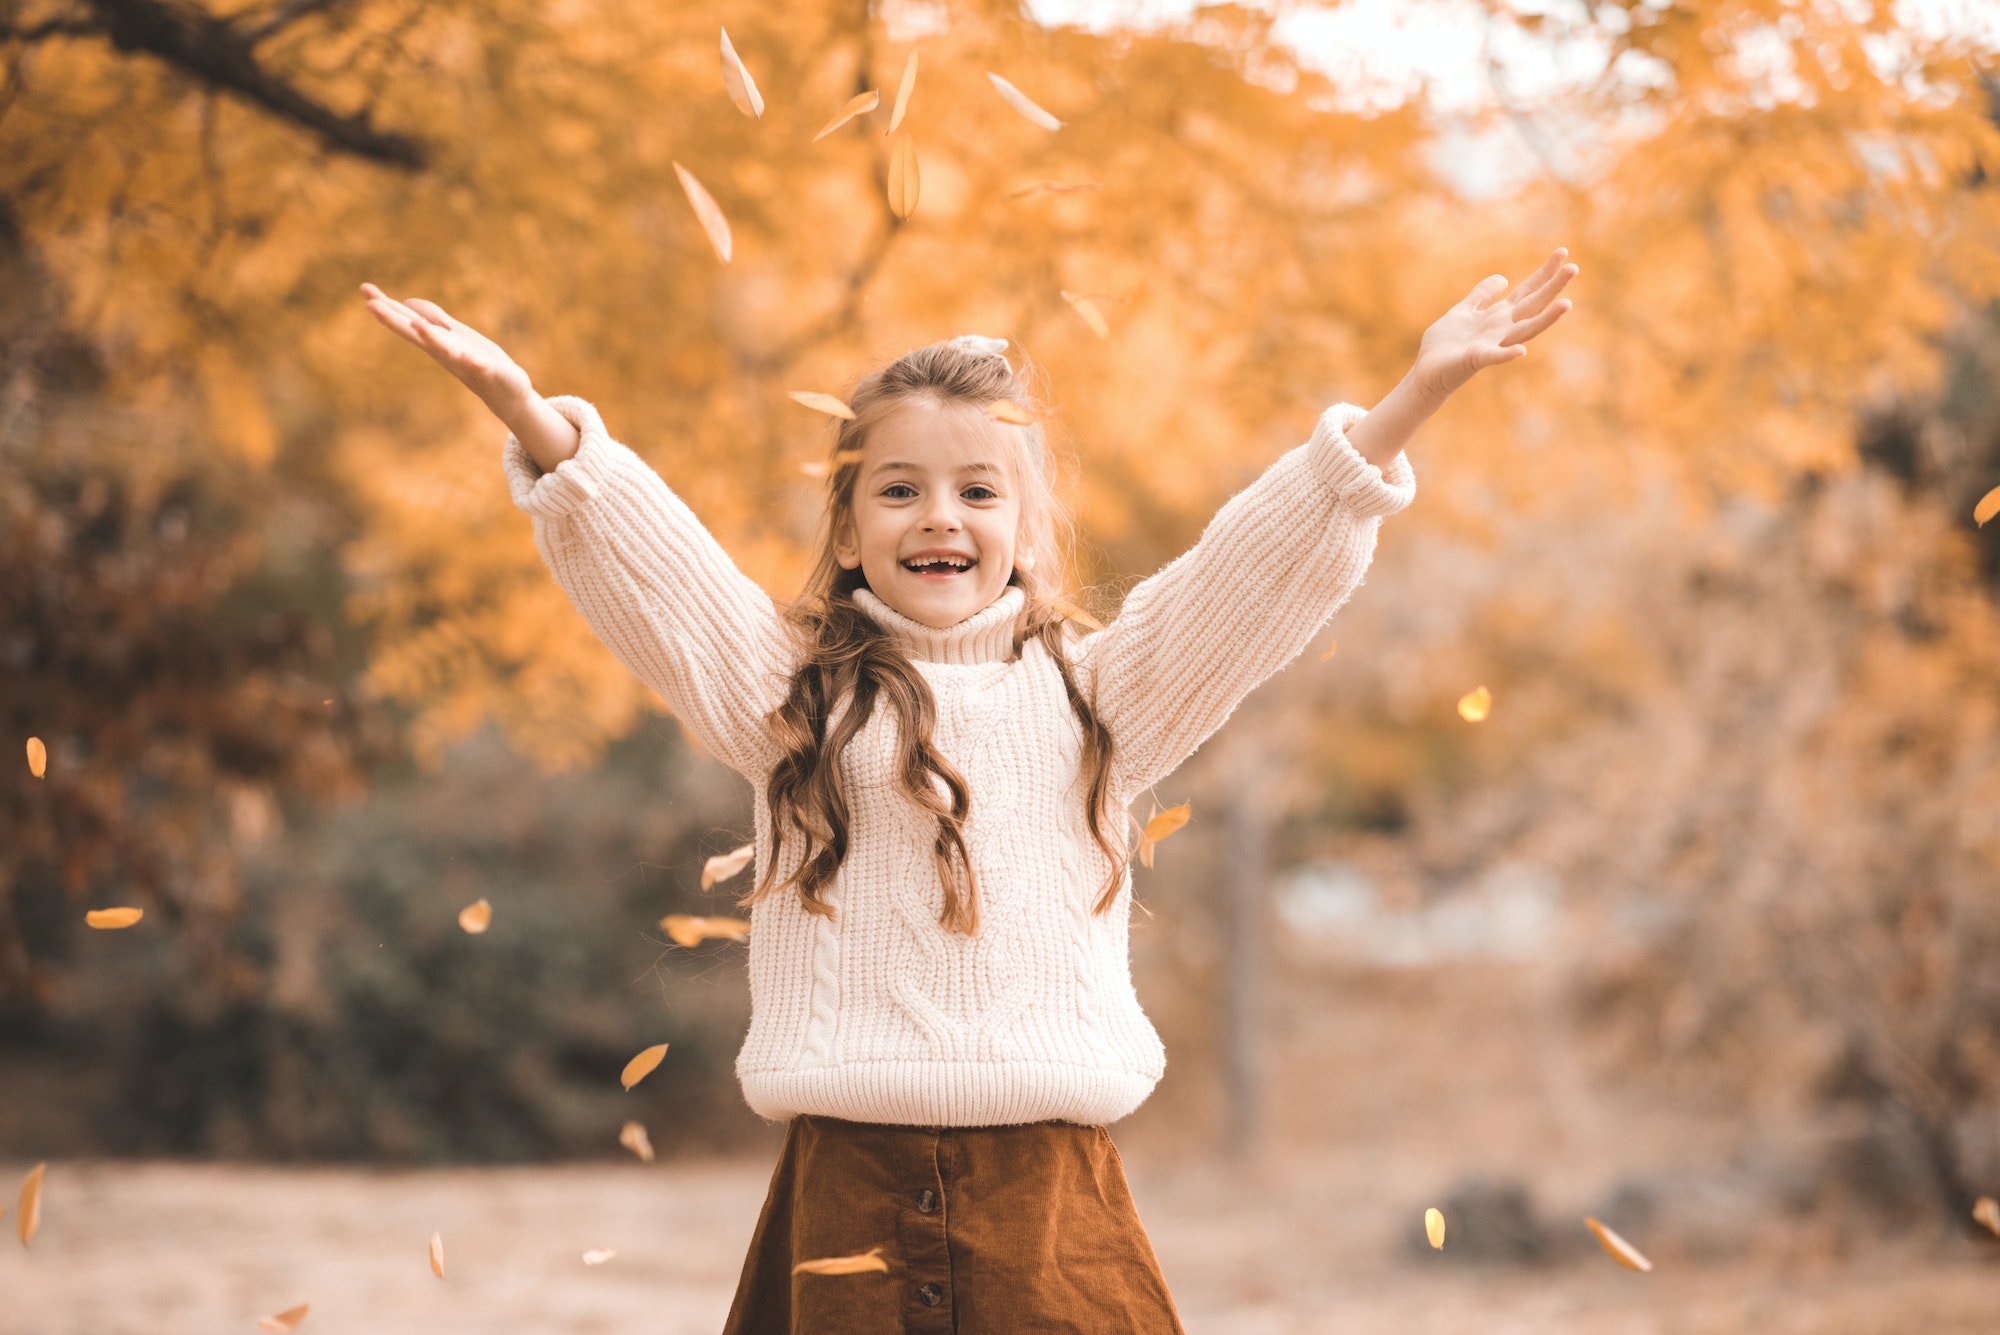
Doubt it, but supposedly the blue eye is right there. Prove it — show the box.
[882,482,917,498]
[963,484,998,501]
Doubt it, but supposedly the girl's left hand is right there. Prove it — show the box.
[1411,248,1578,405]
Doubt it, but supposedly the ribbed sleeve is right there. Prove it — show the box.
[1080,402,1417,800]
[501,394,796,777]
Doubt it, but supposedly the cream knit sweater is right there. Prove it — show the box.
[503,395,1416,1127]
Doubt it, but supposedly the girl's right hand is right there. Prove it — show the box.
[359,282,534,422]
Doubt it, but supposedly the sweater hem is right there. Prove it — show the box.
[738,1061,1161,1128]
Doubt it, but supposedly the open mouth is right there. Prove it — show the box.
[901,553,977,575]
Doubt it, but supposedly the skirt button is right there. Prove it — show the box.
[918,1282,943,1307]
[916,1188,938,1213]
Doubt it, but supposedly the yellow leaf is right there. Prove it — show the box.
[987,400,1036,426]
[787,391,855,421]
[1051,599,1103,632]
[887,52,918,134]
[1974,1196,2000,1236]
[987,72,1062,131]
[660,914,752,948]
[429,1231,444,1279]
[619,1120,655,1163]
[25,736,46,778]
[620,1042,669,1090]
[257,1303,309,1333]
[813,90,879,142]
[1457,685,1492,723]
[84,907,143,930]
[673,161,733,264]
[1138,803,1191,869]
[793,1245,889,1276]
[887,133,920,220]
[701,842,756,889]
[1975,484,2000,526]
[18,1162,44,1246]
[1424,1207,1445,1250]
[1059,290,1110,341]
[582,1248,618,1265]
[1319,638,1338,661]
[1584,1216,1653,1272]
[832,449,866,469]
[718,28,764,119]
[457,898,492,934]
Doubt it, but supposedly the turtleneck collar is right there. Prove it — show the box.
[851,586,1025,666]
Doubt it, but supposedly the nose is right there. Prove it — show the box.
[918,497,962,535]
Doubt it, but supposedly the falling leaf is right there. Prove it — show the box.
[987,400,1036,426]
[17,1163,44,1246]
[812,90,879,142]
[1974,1195,2000,1236]
[787,391,855,421]
[621,1042,669,1090]
[457,898,492,934]
[582,1248,617,1265]
[673,162,733,264]
[25,736,46,778]
[619,1120,655,1163]
[793,1245,889,1276]
[1051,599,1103,632]
[1976,485,2000,526]
[702,842,757,889]
[1059,290,1110,341]
[887,51,918,134]
[660,915,753,948]
[887,133,920,219]
[799,460,829,479]
[1584,1216,1653,1272]
[257,1303,309,1332]
[1138,803,1191,869]
[429,1231,445,1279]
[1457,685,1493,723]
[84,907,143,930]
[1006,180,1102,199]
[1425,1207,1446,1250]
[718,28,764,119]
[1319,638,1338,661]
[987,72,1062,130]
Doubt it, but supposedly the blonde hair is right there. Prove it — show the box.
[745,339,1123,935]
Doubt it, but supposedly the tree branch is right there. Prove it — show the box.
[78,0,425,167]
[234,0,353,47]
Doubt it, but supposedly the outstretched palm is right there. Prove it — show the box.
[359,282,533,413]
[1413,248,1578,403]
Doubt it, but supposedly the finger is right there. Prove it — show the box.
[1505,248,1567,305]
[365,290,429,331]
[1498,298,1572,347]
[405,297,460,330]
[1510,263,1579,321]
[1468,273,1509,309]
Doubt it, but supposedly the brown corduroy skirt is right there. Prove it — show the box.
[720,1113,1188,1335]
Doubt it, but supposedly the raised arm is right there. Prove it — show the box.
[1081,404,1415,800]
[357,281,794,777]
[502,395,796,777]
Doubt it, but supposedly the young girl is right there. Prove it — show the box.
[361,250,1576,1333]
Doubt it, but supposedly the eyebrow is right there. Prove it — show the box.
[872,460,1004,475]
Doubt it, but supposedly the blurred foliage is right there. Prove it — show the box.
[2,0,1999,1198]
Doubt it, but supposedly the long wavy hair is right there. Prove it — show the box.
[743,340,1123,935]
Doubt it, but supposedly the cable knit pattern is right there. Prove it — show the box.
[502,395,1416,1126]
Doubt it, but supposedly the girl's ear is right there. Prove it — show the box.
[832,509,862,570]
[1015,548,1036,572]
[835,544,862,570]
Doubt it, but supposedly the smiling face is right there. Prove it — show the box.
[834,394,1026,630]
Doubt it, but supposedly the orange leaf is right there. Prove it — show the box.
[660,914,752,948]
[719,28,764,119]
[1974,1196,2000,1236]
[813,90,879,142]
[619,1120,655,1163]
[429,1231,445,1279]
[84,907,142,930]
[25,736,46,778]
[793,1245,889,1276]
[799,460,830,479]
[887,133,920,219]
[1424,1207,1445,1249]
[17,1162,44,1246]
[987,72,1062,130]
[620,1042,669,1090]
[1319,638,1338,661]
[1138,803,1191,869]
[887,52,918,134]
[457,898,492,934]
[1456,685,1492,723]
[1975,485,2000,526]
[258,1303,309,1333]
[673,162,733,264]
[787,391,855,420]
[1059,290,1109,341]
[987,400,1036,426]
[1584,1216,1653,1272]
[1051,599,1103,632]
